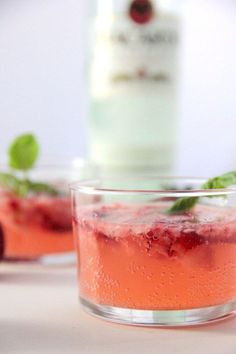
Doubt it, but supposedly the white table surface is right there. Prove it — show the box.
[1,262,236,354]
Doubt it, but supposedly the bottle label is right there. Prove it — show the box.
[90,4,179,99]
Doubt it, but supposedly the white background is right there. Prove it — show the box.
[0,0,235,176]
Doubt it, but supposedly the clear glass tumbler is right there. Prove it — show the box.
[0,159,96,264]
[71,177,236,326]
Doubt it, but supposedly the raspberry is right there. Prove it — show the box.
[2,193,72,232]
[177,232,206,250]
[33,197,72,232]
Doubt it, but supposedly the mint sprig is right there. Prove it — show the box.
[0,173,59,198]
[8,133,39,171]
[0,133,60,197]
[167,171,236,214]
[202,171,236,190]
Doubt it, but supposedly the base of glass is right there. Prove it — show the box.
[80,297,236,327]
[4,252,76,266]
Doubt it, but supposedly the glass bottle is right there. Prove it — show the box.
[88,0,182,174]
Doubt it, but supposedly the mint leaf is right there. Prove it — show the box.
[0,173,20,192]
[167,197,199,214]
[28,181,59,196]
[17,179,31,197]
[0,133,61,197]
[0,173,30,197]
[167,171,236,214]
[8,133,39,171]
[0,173,59,197]
[202,171,236,190]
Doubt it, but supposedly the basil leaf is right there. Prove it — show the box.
[167,171,236,214]
[8,133,39,171]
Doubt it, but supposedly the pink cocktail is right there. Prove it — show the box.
[0,161,93,263]
[0,189,72,260]
[71,177,236,326]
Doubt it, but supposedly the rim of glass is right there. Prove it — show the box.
[70,176,236,197]
[0,157,95,171]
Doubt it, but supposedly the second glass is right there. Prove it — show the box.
[0,159,95,263]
